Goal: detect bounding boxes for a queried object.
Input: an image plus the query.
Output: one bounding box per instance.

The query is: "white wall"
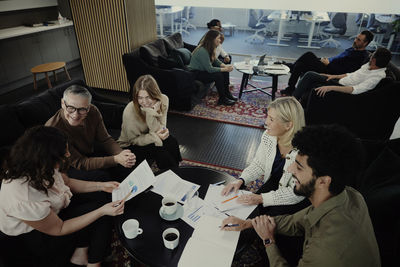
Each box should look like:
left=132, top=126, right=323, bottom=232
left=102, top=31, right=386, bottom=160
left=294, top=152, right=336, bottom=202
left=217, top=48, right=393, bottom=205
left=156, top=0, right=399, bottom=14
left=0, top=0, right=57, bottom=12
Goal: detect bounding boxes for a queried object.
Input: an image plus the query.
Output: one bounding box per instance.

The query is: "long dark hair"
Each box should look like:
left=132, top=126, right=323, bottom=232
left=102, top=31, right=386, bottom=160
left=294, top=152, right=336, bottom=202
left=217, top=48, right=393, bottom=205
left=0, top=126, right=69, bottom=194
left=194, top=29, right=220, bottom=62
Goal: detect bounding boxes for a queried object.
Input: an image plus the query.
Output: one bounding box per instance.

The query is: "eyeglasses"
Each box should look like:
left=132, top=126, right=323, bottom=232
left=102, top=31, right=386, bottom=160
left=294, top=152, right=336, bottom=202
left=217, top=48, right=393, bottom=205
left=63, top=100, right=89, bottom=115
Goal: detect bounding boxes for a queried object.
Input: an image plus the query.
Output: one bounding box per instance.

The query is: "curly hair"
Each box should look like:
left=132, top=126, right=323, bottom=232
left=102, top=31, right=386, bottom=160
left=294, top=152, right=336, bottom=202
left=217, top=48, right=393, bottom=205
left=132, top=75, right=164, bottom=122
left=292, top=125, right=364, bottom=195
left=0, top=126, right=69, bottom=194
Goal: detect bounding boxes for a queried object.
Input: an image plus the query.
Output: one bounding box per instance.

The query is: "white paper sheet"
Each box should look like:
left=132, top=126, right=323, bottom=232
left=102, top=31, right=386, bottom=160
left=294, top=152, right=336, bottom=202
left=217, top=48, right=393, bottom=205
left=204, top=185, right=257, bottom=219
left=178, top=216, right=240, bottom=267
left=181, top=195, right=227, bottom=228
left=111, top=160, right=155, bottom=202
left=151, top=170, right=200, bottom=204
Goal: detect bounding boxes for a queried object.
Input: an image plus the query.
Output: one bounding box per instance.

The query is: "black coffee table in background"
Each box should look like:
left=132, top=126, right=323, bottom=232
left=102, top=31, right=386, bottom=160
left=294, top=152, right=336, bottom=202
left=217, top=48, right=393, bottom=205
left=115, top=166, right=236, bottom=267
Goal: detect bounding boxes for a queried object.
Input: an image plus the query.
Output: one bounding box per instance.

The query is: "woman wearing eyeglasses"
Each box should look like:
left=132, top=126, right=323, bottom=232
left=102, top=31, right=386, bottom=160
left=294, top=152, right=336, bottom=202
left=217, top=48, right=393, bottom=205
left=118, top=75, right=182, bottom=170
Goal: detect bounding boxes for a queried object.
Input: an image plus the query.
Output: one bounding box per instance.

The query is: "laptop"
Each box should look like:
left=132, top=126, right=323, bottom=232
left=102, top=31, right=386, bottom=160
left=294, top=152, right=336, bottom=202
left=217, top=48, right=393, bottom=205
left=257, top=54, right=267, bottom=66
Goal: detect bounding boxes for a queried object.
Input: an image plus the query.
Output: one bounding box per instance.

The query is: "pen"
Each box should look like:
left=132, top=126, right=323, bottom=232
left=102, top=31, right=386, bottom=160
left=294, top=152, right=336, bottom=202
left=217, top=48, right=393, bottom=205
left=220, top=223, right=239, bottom=228
left=114, top=186, right=134, bottom=207
left=221, top=195, right=238, bottom=204
left=212, top=180, right=225, bottom=186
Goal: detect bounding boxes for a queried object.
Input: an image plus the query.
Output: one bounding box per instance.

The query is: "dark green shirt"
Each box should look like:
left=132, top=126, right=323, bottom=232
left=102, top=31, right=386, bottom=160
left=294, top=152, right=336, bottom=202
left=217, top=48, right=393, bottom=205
left=267, top=187, right=380, bottom=267
left=188, top=47, right=222, bottom=73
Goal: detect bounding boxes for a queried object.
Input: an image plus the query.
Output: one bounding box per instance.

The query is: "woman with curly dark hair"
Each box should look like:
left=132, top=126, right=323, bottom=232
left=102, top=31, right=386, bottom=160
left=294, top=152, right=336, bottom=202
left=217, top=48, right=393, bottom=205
left=0, top=126, right=124, bottom=267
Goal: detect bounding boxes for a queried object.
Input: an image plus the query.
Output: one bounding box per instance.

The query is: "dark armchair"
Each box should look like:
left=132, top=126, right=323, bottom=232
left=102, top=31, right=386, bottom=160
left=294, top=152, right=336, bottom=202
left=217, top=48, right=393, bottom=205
left=122, top=33, right=199, bottom=111
left=305, top=66, right=400, bottom=140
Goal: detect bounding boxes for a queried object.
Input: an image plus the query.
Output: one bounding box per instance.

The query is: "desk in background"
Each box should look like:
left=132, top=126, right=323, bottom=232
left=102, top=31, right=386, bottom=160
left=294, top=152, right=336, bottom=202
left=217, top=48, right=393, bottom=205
left=156, top=6, right=184, bottom=37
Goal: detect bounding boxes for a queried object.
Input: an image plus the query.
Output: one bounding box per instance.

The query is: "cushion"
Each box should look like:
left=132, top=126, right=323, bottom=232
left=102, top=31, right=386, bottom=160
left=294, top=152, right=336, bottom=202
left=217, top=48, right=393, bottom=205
left=139, top=39, right=168, bottom=67
left=359, top=147, right=400, bottom=194
left=170, top=48, right=192, bottom=66
left=0, top=105, right=25, bottom=147
left=163, top=32, right=184, bottom=53
left=15, top=97, right=56, bottom=129
left=386, top=61, right=400, bottom=81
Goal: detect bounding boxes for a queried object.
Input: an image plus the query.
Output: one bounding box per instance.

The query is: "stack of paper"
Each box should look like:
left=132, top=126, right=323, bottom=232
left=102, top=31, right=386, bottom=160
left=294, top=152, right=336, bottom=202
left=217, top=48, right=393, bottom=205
left=151, top=170, right=200, bottom=205
left=178, top=216, right=240, bottom=267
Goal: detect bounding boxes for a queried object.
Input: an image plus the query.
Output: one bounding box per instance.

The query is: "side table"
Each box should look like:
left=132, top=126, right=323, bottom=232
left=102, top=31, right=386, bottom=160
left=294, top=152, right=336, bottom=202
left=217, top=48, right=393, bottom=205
left=31, top=61, right=71, bottom=90
left=234, top=61, right=290, bottom=100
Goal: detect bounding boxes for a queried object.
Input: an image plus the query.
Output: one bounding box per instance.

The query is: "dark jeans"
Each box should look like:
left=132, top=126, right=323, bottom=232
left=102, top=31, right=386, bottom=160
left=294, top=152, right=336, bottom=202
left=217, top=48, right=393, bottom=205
left=0, top=192, right=111, bottom=267
left=288, top=52, right=329, bottom=90
left=193, top=71, right=231, bottom=99
left=124, top=135, right=182, bottom=174
left=293, top=71, right=340, bottom=101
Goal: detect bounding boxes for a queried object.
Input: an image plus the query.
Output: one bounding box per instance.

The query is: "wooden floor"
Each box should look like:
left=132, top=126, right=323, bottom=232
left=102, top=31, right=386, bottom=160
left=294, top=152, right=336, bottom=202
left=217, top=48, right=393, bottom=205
left=0, top=64, right=263, bottom=171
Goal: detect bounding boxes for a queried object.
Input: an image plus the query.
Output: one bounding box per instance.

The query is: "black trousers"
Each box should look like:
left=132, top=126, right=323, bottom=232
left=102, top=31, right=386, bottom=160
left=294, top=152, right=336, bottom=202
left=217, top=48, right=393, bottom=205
left=1, top=192, right=111, bottom=267
left=288, top=51, right=329, bottom=90
left=193, top=71, right=231, bottom=99
left=127, top=135, right=182, bottom=172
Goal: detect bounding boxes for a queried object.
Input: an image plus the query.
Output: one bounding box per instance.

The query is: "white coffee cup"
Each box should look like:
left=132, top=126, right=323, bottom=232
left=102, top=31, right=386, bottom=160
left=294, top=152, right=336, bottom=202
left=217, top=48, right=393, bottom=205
left=122, top=219, right=143, bottom=239
left=162, top=228, right=180, bottom=249
left=161, top=196, right=178, bottom=216
left=244, top=57, right=251, bottom=65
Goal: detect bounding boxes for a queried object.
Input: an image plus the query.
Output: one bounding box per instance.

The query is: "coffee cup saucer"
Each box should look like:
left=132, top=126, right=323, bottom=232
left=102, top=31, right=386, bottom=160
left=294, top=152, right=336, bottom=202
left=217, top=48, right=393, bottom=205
left=159, top=204, right=184, bottom=221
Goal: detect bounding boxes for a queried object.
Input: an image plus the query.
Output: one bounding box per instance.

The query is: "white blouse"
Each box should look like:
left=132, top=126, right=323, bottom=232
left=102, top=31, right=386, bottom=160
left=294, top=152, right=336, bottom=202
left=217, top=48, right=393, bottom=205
left=240, top=131, right=304, bottom=207
left=0, top=169, right=72, bottom=236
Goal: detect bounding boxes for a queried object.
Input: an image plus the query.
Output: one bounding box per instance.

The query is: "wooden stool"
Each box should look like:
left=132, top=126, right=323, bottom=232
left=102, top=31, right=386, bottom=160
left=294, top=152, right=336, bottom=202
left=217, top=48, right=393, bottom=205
left=31, top=62, right=71, bottom=90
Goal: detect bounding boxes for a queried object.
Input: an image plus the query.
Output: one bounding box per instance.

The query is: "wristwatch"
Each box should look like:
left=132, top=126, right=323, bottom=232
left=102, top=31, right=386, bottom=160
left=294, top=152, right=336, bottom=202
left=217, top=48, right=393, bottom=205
left=263, top=238, right=274, bottom=246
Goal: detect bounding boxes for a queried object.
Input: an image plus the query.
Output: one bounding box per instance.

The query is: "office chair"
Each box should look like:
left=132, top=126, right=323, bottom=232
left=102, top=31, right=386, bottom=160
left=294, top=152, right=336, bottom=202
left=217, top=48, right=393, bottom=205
left=174, top=7, right=190, bottom=35
left=320, top=12, right=347, bottom=48
left=245, top=9, right=272, bottom=43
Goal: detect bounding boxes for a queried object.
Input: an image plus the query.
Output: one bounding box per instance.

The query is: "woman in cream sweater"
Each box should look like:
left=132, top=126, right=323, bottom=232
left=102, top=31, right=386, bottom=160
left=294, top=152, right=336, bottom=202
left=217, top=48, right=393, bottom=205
left=118, top=75, right=181, bottom=170
left=222, top=97, right=310, bottom=215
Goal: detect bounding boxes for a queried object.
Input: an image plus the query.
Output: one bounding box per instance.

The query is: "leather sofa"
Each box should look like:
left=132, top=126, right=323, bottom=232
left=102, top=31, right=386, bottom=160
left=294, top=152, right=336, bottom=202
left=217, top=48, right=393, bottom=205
left=0, top=79, right=125, bottom=167
left=304, top=62, right=400, bottom=140
left=122, top=33, right=201, bottom=111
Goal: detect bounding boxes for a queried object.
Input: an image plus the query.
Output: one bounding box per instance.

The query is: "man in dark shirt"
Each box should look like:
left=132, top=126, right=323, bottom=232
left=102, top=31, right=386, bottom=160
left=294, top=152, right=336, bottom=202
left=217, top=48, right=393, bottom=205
left=280, top=30, right=373, bottom=96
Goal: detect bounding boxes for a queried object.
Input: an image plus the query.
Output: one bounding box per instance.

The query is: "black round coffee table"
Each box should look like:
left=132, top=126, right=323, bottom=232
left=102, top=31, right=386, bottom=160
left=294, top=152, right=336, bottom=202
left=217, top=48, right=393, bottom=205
left=115, top=166, right=236, bottom=267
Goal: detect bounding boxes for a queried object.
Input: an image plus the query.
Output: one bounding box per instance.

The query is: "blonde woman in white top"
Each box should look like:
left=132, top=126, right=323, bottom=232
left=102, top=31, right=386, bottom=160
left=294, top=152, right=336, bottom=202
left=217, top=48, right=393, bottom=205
left=222, top=97, right=309, bottom=215
left=0, top=126, right=124, bottom=267
left=118, top=75, right=182, bottom=170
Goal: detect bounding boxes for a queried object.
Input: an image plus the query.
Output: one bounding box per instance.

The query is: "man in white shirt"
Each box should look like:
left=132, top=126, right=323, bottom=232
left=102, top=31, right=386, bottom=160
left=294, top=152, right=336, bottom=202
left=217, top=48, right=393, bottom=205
left=292, top=47, right=391, bottom=100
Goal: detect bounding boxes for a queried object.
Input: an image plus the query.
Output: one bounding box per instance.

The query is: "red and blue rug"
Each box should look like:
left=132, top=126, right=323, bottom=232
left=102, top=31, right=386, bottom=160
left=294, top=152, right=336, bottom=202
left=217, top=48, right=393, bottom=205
left=169, top=77, right=285, bottom=129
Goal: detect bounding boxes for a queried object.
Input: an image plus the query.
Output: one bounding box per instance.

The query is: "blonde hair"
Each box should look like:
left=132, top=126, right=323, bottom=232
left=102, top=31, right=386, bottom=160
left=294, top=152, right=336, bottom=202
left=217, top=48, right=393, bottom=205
left=132, top=75, right=163, bottom=122
left=268, top=97, right=305, bottom=147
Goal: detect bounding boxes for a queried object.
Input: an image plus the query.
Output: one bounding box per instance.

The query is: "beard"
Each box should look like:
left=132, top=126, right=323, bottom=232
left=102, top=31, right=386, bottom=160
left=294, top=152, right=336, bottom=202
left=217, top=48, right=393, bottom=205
left=294, top=177, right=317, bottom=198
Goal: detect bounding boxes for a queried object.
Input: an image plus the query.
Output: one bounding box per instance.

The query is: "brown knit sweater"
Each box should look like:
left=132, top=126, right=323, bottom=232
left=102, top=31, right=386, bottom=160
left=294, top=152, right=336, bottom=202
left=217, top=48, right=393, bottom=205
left=45, top=105, right=122, bottom=170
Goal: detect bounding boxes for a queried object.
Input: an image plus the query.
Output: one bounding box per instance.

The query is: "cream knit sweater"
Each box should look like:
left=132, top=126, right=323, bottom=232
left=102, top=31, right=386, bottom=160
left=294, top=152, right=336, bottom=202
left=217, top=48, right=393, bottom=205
left=241, top=131, right=305, bottom=207
left=118, top=94, right=168, bottom=147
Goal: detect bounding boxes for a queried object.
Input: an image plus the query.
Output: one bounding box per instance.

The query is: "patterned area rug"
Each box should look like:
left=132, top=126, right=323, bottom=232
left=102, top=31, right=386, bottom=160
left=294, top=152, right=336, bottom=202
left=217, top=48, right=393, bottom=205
left=108, top=159, right=264, bottom=266
left=169, top=77, right=285, bottom=129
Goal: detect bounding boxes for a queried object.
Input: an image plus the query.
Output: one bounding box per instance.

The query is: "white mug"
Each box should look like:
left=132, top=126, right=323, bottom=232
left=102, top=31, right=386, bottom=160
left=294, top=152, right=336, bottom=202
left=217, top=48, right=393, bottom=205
left=162, top=228, right=180, bottom=249
left=161, top=196, right=178, bottom=215
left=122, top=219, right=143, bottom=239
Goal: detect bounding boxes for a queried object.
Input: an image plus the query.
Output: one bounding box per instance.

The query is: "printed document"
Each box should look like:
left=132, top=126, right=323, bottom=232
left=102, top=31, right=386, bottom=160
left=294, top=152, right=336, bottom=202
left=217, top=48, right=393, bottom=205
left=181, top=195, right=227, bottom=228
left=205, top=185, right=257, bottom=219
left=151, top=170, right=200, bottom=204
left=178, top=215, right=240, bottom=267
left=112, top=160, right=155, bottom=202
